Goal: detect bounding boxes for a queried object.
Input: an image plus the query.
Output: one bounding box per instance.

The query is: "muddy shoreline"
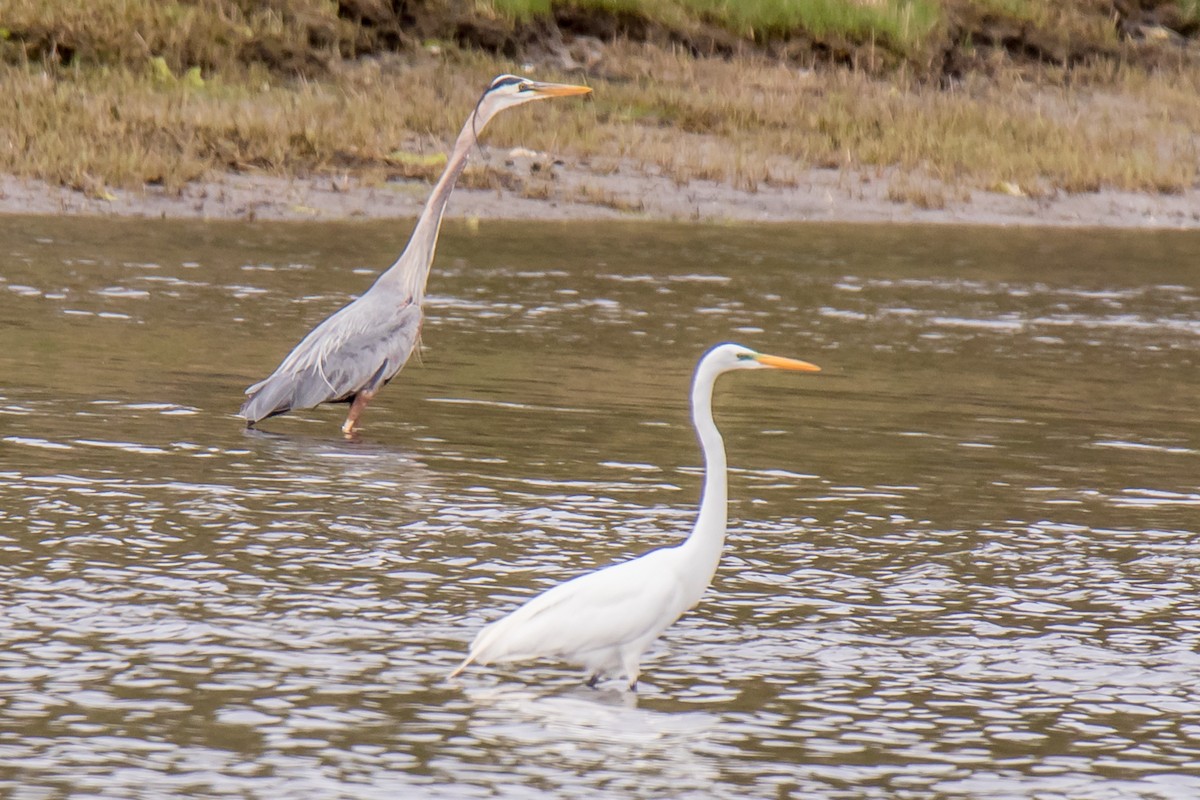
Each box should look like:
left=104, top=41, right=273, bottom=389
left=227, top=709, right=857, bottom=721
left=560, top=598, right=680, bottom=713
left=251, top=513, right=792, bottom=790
left=4, top=162, right=1199, bottom=230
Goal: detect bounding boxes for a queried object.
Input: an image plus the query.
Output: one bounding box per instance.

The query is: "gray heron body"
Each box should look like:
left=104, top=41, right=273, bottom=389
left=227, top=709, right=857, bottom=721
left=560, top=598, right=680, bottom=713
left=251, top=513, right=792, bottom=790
left=239, top=74, right=591, bottom=434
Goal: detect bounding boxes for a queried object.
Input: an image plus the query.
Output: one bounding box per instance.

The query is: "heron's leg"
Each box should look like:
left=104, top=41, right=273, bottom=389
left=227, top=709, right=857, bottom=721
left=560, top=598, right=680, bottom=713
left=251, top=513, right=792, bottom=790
left=342, top=388, right=378, bottom=436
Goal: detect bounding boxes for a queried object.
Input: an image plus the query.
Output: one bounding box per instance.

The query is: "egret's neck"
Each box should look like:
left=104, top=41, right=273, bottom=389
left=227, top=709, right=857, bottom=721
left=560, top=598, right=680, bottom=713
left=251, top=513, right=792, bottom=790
left=375, top=113, right=481, bottom=301
left=679, top=362, right=728, bottom=592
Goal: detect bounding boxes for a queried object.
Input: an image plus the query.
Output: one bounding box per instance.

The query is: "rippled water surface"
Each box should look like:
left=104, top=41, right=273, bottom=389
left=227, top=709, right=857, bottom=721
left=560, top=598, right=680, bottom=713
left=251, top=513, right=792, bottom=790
left=2, top=215, right=1199, bottom=798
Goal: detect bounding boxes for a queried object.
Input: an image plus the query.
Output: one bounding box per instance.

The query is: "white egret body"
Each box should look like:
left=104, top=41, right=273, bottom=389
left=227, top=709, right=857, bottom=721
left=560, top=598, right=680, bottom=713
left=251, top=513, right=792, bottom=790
left=450, top=343, right=820, bottom=690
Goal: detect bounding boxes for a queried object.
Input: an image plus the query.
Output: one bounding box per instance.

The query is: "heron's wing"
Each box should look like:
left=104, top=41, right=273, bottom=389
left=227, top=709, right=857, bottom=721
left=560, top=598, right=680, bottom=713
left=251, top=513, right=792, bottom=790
left=240, top=296, right=422, bottom=423
left=464, top=547, right=686, bottom=667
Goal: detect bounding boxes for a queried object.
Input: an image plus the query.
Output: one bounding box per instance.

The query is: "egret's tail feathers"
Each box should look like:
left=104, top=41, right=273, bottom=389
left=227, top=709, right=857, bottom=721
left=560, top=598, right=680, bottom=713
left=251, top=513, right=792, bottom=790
left=448, top=654, right=475, bottom=679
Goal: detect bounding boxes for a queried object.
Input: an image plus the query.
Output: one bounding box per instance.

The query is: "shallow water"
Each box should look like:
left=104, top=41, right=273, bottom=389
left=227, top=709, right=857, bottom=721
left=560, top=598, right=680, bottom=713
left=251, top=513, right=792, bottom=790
left=1, top=215, right=1198, bottom=798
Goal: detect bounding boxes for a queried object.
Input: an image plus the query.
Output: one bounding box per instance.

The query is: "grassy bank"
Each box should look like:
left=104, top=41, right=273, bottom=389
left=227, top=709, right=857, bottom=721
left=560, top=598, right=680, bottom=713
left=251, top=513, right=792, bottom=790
left=2, top=1, right=1199, bottom=208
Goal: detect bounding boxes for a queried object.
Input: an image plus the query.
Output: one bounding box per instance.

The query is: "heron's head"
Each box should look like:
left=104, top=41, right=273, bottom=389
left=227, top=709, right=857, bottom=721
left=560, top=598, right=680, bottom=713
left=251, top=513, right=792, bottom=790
left=706, top=342, right=822, bottom=376
left=473, top=74, right=592, bottom=129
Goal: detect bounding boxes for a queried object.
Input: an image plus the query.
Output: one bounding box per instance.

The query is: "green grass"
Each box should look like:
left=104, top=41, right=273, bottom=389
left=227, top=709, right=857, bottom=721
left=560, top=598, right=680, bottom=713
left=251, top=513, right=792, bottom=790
left=487, top=0, right=942, bottom=51
left=4, top=0, right=1185, bottom=76
left=968, top=0, right=1047, bottom=19
left=690, top=0, right=937, bottom=43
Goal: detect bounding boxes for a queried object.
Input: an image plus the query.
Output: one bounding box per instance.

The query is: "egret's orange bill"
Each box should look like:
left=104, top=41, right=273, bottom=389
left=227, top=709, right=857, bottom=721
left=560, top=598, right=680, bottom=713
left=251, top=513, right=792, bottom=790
left=755, top=354, right=821, bottom=372
left=532, top=81, right=593, bottom=97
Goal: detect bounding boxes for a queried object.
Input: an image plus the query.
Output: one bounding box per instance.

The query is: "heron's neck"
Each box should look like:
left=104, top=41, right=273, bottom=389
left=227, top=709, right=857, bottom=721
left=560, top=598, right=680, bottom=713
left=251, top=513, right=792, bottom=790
left=679, top=363, right=728, bottom=592
left=375, top=112, right=481, bottom=301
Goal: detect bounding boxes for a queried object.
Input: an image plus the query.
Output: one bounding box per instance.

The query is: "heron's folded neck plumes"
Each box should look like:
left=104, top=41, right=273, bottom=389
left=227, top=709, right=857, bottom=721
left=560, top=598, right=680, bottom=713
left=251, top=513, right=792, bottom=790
left=375, top=112, right=481, bottom=302
left=679, top=359, right=729, bottom=593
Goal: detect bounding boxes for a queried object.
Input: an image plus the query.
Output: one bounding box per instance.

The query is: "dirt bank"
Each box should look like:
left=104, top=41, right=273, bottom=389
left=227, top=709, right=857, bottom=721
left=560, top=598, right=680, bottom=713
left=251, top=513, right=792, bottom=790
left=4, top=158, right=1198, bottom=229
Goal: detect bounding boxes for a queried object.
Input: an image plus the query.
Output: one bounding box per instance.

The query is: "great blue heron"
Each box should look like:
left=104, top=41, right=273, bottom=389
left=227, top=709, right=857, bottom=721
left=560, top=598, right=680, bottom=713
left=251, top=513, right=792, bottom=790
left=449, top=343, right=821, bottom=691
left=239, top=74, right=592, bottom=434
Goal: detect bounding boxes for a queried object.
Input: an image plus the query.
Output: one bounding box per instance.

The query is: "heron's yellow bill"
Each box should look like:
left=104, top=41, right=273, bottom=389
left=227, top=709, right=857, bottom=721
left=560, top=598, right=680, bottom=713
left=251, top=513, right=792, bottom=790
left=530, top=81, right=593, bottom=97
left=755, top=354, right=821, bottom=372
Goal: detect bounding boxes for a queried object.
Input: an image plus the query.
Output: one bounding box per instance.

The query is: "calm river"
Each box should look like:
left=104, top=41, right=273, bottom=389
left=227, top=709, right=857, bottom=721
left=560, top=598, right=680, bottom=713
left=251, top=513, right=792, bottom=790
left=1, top=215, right=1198, bottom=798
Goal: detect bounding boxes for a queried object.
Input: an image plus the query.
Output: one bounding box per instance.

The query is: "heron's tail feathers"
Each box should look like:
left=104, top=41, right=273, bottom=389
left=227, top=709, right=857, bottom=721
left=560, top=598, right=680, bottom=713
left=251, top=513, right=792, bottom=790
left=240, top=365, right=339, bottom=424
left=239, top=378, right=293, bottom=424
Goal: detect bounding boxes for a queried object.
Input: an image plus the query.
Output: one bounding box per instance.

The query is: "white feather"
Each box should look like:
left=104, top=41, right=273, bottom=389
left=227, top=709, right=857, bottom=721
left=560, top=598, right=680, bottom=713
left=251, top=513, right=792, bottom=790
left=450, top=343, right=821, bottom=690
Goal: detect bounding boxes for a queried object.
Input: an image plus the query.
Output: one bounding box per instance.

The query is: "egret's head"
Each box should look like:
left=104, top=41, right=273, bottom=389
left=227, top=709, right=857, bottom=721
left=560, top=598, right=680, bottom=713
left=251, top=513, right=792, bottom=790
left=706, top=342, right=822, bottom=375
left=473, top=74, right=591, bottom=130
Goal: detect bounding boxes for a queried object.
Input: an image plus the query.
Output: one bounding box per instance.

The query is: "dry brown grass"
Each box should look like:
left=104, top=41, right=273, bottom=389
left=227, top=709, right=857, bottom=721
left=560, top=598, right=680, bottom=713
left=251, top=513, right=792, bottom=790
left=575, top=183, right=646, bottom=213
left=588, top=43, right=1200, bottom=195
left=1, top=15, right=1199, bottom=204
left=0, top=53, right=595, bottom=193
left=0, top=0, right=351, bottom=73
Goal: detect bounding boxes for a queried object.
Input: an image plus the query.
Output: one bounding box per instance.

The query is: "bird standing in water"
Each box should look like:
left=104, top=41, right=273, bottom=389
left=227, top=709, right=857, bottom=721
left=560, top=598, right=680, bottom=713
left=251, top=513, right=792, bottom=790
left=449, top=343, right=821, bottom=691
left=239, top=75, right=592, bottom=434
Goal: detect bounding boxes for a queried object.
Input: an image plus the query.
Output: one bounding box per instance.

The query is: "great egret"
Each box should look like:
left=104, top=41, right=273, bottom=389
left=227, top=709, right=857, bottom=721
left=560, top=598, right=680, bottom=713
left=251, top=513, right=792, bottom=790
left=239, top=74, right=592, bottom=434
left=449, top=342, right=821, bottom=691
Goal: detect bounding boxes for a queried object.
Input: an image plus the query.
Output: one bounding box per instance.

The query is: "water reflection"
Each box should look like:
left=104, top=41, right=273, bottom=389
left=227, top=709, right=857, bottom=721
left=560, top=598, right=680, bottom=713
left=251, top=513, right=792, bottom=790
left=0, top=216, right=1198, bottom=797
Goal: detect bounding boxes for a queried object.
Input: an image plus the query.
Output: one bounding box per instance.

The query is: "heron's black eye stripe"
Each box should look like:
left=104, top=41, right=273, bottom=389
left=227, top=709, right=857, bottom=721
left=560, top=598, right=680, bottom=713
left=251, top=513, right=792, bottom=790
left=490, top=76, right=524, bottom=91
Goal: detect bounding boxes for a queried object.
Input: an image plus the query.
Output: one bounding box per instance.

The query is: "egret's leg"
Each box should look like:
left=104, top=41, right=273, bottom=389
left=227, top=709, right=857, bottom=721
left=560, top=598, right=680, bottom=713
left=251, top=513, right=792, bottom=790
left=586, top=673, right=601, bottom=689
left=342, top=388, right=378, bottom=435
left=621, top=656, right=641, bottom=693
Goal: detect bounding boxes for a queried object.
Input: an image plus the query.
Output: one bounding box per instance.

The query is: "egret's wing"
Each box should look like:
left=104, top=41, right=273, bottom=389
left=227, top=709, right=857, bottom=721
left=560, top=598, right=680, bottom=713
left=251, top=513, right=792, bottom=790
left=464, top=547, right=686, bottom=667
left=240, top=296, right=421, bottom=422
